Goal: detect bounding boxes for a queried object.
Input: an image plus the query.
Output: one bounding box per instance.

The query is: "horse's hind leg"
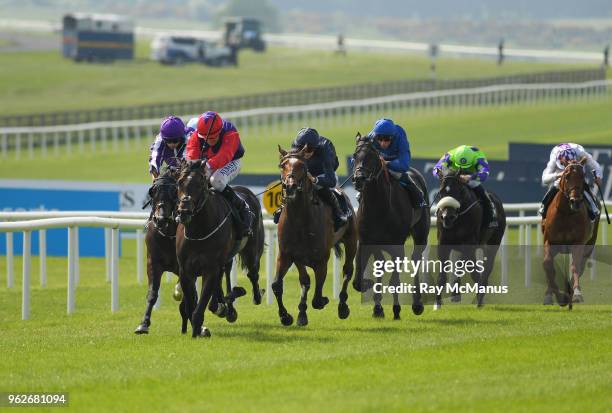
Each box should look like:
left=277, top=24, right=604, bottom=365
left=372, top=248, right=385, bottom=318
left=134, top=262, right=163, bottom=335
left=296, top=264, right=311, bottom=326
left=272, top=254, right=294, bottom=326
left=224, top=265, right=239, bottom=323
left=434, top=245, right=451, bottom=310
left=241, top=250, right=263, bottom=305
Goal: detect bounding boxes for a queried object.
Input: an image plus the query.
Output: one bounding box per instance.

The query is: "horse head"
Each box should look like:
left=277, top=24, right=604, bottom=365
left=176, top=159, right=211, bottom=225
left=148, top=167, right=179, bottom=236
left=278, top=145, right=312, bottom=202
left=351, top=132, right=385, bottom=191
left=437, top=169, right=468, bottom=229
left=560, top=158, right=587, bottom=212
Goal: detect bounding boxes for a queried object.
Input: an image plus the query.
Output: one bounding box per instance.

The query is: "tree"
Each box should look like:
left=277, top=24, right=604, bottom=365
left=216, top=0, right=281, bottom=33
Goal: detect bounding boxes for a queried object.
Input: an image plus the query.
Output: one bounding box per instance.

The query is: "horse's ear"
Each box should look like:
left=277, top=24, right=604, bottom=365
left=278, top=145, right=287, bottom=158
left=579, top=156, right=587, bottom=165
left=355, top=132, right=362, bottom=144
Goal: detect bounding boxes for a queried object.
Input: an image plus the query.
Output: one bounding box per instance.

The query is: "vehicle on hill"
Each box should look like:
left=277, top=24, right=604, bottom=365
left=62, top=13, right=134, bottom=62
left=223, top=17, right=266, bottom=52
left=150, top=34, right=237, bottom=66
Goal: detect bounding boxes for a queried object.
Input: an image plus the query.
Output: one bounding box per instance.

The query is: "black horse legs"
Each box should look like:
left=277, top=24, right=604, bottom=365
left=272, top=255, right=294, bottom=326
left=296, top=264, right=310, bottom=326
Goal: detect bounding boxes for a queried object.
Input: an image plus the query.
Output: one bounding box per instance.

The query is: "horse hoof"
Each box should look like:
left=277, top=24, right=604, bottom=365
left=433, top=301, right=442, bottom=311
left=555, top=292, right=569, bottom=307
left=232, top=286, right=247, bottom=299
left=226, top=307, right=238, bottom=323
left=393, top=305, right=401, bottom=320
left=543, top=294, right=553, bottom=305
left=214, top=303, right=227, bottom=318
left=200, top=327, right=212, bottom=338
left=253, top=289, right=264, bottom=305
left=173, top=284, right=183, bottom=302
left=338, top=303, right=350, bottom=319
left=372, top=305, right=385, bottom=318
left=572, top=293, right=584, bottom=303
left=297, top=313, right=308, bottom=326
left=450, top=294, right=461, bottom=303
left=134, top=324, right=149, bottom=334
left=312, top=296, right=329, bottom=310
left=412, top=304, right=424, bottom=316
left=280, top=313, right=294, bottom=326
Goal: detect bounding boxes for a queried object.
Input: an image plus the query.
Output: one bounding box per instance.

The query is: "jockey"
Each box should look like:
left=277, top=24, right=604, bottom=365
left=185, top=111, right=253, bottom=237
left=539, top=143, right=603, bottom=220
left=274, top=127, right=347, bottom=231
left=366, top=118, right=427, bottom=208
left=148, top=116, right=193, bottom=180
left=433, top=145, right=498, bottom=228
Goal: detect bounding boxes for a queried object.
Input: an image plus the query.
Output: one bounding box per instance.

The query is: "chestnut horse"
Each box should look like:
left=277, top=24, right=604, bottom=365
left=542, top=158, right=599, bottom=307
left=351, top=133, right=430, bottom=319
left=273, top=146, right=358, bottom=327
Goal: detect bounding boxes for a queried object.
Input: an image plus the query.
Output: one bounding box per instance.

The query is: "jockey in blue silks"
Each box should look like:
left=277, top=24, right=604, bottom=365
left=148, top=116, right=194, bottom=181
left=366, top=118, right=427, bottom=208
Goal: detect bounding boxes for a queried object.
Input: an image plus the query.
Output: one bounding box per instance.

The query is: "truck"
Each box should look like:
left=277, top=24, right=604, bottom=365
left=223, top=17, right=266, bottom=52
left=62, top=13, right=134, bottom=62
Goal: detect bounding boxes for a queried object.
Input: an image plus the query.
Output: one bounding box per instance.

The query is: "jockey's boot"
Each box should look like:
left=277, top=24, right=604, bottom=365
left=221, top=186, right=253, bottom=237
left=273, top=204, right=284, bottom=224
left=400, top=173, right=428, bottom=208
left=317, top=187, right=347, bottom=232
left=584, top=187, right=600, bottom=221
left=473, top=185, right=498, bottom=228
left=538, top=186, right=559, bottom=219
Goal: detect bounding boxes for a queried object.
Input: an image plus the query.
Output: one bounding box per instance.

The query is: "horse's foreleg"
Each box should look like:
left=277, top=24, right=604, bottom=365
left=272, top=254, right=294, bottom=326
left=570, top=246, right=587, bottom=303
left=543, top=244, right=566, bottom=306
left=390, top=270, right=401, bottom=320
left=435, top=245, right=451, bottom=310
left=224, top=265, right=238, bottom=323
left=296, top=264, right=311, bottom=326
left=179, top=269, right=198, bottom=335
left=191, top=273, right=217, bottom=338
left=311, top=260, right=330, bottom=311
left=338, top=237, right=356, bottom=320
left=134, top=260, right=163, bottom=334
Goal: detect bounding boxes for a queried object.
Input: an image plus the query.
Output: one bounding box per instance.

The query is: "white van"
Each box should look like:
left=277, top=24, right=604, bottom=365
left=150, top=34, right=236, bottom=66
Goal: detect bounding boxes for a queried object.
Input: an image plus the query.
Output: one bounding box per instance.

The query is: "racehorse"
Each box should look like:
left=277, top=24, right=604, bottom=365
left=542, top=158, right=599, bottom=307
left=175, top=160, right=264, bottom=337
left=273, top=145, right=357, bottom=326
left=134, top=167, right=244, bottom=335
left=351, top=132, right=430, bottom=319
left=434, top=169, right=506, bottom=308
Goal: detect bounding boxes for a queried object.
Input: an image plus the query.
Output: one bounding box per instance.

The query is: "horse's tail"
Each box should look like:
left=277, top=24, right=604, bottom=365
left=333, top=242, right=343, bottom=258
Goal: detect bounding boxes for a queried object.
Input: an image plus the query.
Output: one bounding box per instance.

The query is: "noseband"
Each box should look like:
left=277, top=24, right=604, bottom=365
left=352, top=140, right=387, bottom=184
left=279, top=154, right=311, bottom=195
left=560, top=162, right=585, bottom=202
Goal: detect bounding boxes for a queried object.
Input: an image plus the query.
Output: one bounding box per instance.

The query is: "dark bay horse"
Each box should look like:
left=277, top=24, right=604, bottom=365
left=273, top=146, right=358, bottom=327
left=434, top=169, right=506, bottom=308
left=176, top=160, right=264, bottom=338
left=542, top=158, right=599, bottom=307
left=352, top=133, right=430, bottom=319
left=134, top=168, right=242, bottom=335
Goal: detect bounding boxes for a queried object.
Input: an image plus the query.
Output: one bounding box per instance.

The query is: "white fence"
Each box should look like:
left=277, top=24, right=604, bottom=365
left=2, top=204, right=610, bottom=320
left=1, top=79, right=610, bottom=160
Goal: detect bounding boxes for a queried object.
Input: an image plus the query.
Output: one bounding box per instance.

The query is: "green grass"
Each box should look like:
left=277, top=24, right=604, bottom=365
left=1, top=239, right=611, bottom=412
left=0, top=45, right=591, bottom=115
left=1, top=98, right=611, bottom=180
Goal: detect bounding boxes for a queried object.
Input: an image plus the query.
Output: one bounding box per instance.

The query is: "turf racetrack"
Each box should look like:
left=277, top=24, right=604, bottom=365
left=1, top=238, right=611, bottom=412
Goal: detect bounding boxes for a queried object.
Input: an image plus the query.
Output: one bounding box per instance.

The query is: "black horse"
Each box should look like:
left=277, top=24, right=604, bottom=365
left=134, top=167, right=251, bottom=335
left=434, top=169, right=506, bottom=308
left=352, top=133, right=430, bottom=319
left=176, top=160, right=264, bottom=338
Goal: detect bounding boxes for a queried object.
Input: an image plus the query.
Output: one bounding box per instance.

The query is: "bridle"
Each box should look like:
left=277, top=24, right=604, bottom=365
left=279, top=153, right=311, bottom=197
left=147, top=176, right=179, bottom=238
left=560, top=162, right=585, bottom=203
left=438, top=173, right=480, bottom=217
left=352, top=139, right=388, bottom=185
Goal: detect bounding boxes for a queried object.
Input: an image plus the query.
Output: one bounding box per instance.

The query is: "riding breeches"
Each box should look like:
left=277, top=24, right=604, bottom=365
left=209, top=159, right=241, bottom=192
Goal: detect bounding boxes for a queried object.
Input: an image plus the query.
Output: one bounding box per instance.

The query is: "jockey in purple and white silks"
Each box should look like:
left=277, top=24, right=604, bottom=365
left=539, top=143, right=603, bottom=220
left=148, top=116, right=194, bottom=180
